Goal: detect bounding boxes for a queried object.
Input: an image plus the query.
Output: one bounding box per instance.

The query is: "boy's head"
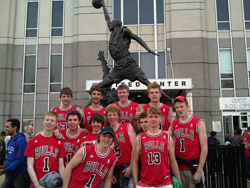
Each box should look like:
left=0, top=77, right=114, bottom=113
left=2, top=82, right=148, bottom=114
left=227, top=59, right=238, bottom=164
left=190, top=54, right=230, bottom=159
left=89, top=113, right=105, bottom=126
left=105, top=104, right=121, bottom=119
left=43, top=111, right=58, bottom=131
left=90, top=86, right=103, bottom=95
left=97, top=126, right=115, bottom=145
left=117, top=84, right=130, bottom=103
left=173, top=96, right=189, bottom=117
left=66, top=110, right=81, bottom=122
left=147, top=83, right=162, bottom=94
left=147, top=107, right=161, bottom=128
left=138, top=111, right=148, bottom=132
left=90, top=87, right=103, bottom=104
left=210, top=131, right=217, bottom=138
left=5, top=119, right=20, bottom=136
left=60, top=87, right=73, bottom=98
left=60, top=87, right=73, bottom=107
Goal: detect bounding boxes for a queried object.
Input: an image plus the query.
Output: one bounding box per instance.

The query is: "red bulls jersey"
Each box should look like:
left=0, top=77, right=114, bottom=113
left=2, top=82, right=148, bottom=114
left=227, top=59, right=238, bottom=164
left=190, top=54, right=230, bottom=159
left=172, top=116, right=202, bottom=171
left=59, top=129, right=86, bottom=166
left=83, top=133, right=99, bottom=142
left=24, top=134, right=66, bottom=186
left=51, top=105, right=80, bottom=130
left=113, top=101, right=141, bottom=124
left=82, top=106, right=106, bottom=132
left=243, top=134, right=250, bottom=157
left=142, top=103, right=172, bottom=131
left=114, top=123, right=132, bottom=166
left=138, top=131, right=171, bottom=187
left=68, top=144, right=117, bottom=188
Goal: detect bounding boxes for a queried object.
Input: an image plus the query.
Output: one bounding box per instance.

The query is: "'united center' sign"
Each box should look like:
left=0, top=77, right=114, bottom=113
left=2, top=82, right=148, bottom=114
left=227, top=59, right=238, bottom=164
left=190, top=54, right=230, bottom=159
left=86, top=79, right=192, bottom=90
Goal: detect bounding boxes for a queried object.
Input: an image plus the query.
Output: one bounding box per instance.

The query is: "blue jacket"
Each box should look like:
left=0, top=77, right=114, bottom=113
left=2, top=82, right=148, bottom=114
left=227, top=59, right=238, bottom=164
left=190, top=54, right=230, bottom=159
left=4, top=132, right=27, bottom=174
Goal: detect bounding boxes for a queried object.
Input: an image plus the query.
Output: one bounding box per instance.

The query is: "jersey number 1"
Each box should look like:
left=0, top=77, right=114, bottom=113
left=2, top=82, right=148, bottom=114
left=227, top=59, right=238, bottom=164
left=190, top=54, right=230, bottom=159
left=180, top=139, right=185, bottom=152
left=43, top=157, right=49, bottom=172
left=85, top=174, right=96, bottom=187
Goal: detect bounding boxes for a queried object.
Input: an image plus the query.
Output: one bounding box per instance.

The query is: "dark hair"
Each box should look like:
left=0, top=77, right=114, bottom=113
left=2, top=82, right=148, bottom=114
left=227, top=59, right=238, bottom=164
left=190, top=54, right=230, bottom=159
left=90, top=86, right=103, bottom=95
left=60, top=87, right=73, bottom=98
left=235, top=128, right=241, bottom=135
left=1, top=131, right=6, bottom=136
left=210, top=131, right=217, bottom=137
left=138, top=111, right=147, bottom=124
left=89, top=113, right=105, bottom=125
left=7, top=119, right=20, bottom=132
left=66, top=110, right=81, bottom=122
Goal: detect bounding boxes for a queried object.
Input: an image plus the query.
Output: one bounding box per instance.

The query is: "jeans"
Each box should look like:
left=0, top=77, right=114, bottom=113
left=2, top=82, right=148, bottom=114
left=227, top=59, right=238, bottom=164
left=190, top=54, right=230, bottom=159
left=2, top=172, right=30, bottom=188
left=246, top=157, right=250, bottom=179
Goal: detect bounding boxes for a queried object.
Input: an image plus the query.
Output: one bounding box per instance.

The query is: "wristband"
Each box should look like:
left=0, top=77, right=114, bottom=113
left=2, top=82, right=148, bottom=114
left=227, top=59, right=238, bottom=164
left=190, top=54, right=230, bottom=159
left=134, top=181, right=139, bottom=185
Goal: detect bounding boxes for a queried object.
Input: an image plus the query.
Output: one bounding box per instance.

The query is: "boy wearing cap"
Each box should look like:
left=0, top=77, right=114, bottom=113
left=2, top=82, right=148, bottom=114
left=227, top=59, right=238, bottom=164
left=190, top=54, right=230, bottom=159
left=142, top=83, right=173, bottom=131
left=51, top=87, right=82, bottom=130
left=170, top=96, right=208, bottom=188
left=82, top=87, right=107, bottom=133
left=132, top=107, right=181, bottom=187
left=63, top=126, right=117, bottom=188
left=105, top=104, right=136, bottom=188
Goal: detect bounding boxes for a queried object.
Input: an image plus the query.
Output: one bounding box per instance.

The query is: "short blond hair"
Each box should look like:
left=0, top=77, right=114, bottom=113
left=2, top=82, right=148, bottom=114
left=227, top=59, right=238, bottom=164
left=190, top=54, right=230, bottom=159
left=117, top=84, right=129, bottom=93
left=147, top=107, right=161, bottom=116
left=147, top=83, right=162, bottom=94
left=105, top=104, right=121, bottom=118
left=43, top=111, right=58, bottom=122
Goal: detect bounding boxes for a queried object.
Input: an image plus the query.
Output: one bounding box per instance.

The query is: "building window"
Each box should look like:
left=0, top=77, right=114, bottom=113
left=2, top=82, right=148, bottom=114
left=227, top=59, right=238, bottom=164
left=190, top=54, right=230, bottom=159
left=216, top=0, right=230, bottom=30
left=114, top=0, right=164, bottom=25
left=52, top=1, right=64, bottom=36
left=50, top=54, right=62, bottom=92
left=131, top=51, right=166, bottom=79
left=24, top=55, right=36, bottom=93
left=243, top=0, right=250, bottom=30
left=247, top=49, right=250, bottom=88
left=219, top=50, right=234, bottom=89
left=26, top=2, right=38, bottom=37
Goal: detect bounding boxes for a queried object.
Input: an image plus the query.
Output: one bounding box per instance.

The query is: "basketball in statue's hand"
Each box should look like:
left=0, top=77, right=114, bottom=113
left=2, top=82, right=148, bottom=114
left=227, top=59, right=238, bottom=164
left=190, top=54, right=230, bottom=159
left=92, top=0, right=103, bottom=9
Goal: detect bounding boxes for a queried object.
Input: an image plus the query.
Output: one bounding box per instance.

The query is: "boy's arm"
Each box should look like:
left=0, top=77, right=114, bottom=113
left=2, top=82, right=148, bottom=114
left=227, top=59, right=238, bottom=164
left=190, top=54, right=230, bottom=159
left=169, top=136, right=181, bottom=185
left=58, top=158, right=64, bottom=177
left=63, top=147, right=84, bottom=188
left=132, top=137, right=140, bottom=185
left=27, top=157, right=44, bottom=188
left=103, top=162, right=116, bottom=188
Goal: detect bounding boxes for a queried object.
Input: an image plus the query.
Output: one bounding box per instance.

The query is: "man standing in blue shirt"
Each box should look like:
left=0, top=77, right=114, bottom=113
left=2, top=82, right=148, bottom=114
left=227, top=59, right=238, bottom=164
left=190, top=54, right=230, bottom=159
left=0, top=119, right=30, bottom=188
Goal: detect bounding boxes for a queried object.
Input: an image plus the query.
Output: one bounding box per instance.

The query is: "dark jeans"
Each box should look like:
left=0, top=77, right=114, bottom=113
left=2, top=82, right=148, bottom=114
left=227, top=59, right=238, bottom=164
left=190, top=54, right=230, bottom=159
left=246, top=157, right=250, bottom=179
left=2, top=172, right=30, bottom=188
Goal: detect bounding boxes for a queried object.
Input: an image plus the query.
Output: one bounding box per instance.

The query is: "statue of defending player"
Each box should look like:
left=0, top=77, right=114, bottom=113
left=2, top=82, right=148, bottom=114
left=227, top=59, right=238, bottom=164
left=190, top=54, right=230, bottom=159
left=95, top=0, right=172, bottom=102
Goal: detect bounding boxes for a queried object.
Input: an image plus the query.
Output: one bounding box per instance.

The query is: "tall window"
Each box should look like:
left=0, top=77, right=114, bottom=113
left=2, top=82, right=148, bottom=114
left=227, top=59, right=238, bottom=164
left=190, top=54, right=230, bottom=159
left=52, top=1, right=64, bottom=36
left=243, top=0, right=250, bottom=30
left=26, top=2, right=38, bottom=37
left=114, top=0, right=164, bottom=25
left=216, top=0, right=230, bottom=30
left=114, top=0, right=166, bottom=79
left=50, top=54, right=62, bottom=92
left=247, top=49, right=250, bottom=88
left=219, top=50, right=234, bottom=89
left=24, top=55, right=36, bottom=93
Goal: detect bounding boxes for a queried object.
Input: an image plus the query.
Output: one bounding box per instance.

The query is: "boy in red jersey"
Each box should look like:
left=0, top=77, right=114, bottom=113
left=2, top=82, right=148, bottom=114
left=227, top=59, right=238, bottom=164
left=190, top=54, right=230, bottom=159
left=170, top=96, right=208, bottom=188
left=59, top=110, right=86, bottom=166
left=24, top=112, right=66, bottom=188
left=142, top=83, right=173, bottom=131
left=51, top=87, right=82, bottom=130
left=82, top=87, right=107, bottom=132
left=82, top=113, right=105, bottom=145
left=138, top=111, right=149, bottom=133
left=63, top=126, right=117, bottom=188
left=105, top=104, right=136, bottom=188
left=242, top=127, right=250, bottom=181
left=132, top=107, right=181, bottom=188
left=113, top=84, right=142, bottom=133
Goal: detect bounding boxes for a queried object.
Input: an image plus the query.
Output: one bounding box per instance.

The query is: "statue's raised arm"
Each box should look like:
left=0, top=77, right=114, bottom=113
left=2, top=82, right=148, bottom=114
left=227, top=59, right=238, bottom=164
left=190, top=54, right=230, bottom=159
left=100, top=0, right=112, bottom=31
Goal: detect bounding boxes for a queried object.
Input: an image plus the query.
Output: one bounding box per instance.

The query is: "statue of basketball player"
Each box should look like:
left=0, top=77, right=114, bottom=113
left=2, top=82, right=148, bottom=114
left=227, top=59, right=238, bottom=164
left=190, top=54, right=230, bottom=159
left=95, top=0, right=172, bottom=102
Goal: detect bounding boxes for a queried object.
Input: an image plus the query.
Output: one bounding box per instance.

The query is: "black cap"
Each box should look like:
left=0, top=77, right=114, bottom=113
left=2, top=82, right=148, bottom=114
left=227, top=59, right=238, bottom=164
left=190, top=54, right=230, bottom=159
left=99, top=126, right=115, bottom=137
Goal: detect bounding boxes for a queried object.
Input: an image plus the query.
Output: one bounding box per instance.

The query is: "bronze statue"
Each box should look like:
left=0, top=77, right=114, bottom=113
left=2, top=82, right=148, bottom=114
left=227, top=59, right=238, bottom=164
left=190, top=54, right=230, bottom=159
left=94, top=0, right=172, bottom=102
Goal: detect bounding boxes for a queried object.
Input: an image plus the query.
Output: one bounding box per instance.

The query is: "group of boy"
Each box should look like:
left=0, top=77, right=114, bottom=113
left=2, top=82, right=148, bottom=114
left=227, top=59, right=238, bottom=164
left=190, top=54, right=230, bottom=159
left=2, top=83, right=208, bottom=188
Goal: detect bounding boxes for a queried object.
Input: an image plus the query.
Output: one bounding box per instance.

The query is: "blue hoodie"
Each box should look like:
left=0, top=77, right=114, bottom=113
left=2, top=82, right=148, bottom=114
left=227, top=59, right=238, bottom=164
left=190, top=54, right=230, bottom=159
left=4, top=132, right=27, bottom=174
